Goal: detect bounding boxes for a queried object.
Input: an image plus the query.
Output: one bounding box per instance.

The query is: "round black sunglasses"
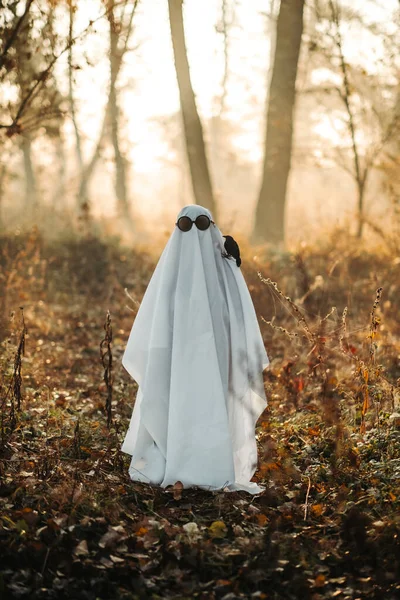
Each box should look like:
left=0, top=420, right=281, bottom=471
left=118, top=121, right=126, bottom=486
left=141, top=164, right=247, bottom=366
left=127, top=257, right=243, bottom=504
left=176, top=215, right=215, bottom=232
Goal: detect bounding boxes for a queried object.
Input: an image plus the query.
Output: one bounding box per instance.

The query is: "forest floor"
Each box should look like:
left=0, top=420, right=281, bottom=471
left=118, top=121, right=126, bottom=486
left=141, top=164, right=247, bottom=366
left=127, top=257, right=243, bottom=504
left=0, top=226, right=399, bottom=600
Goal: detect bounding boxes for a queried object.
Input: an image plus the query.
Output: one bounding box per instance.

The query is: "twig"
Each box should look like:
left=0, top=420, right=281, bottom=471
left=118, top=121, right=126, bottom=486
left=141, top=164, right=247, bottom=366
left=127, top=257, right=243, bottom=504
left=261, top=316, right=299, bottom=340
left=13, top=307, right=26, bottom=411
left=41, top=546, right=51, bottom=576
left=368, top=287, right=383, bottom=365
left=73, top=418, right=81, bottom=459
left=258, top=273, right=315, bottom=342
left=100, top=311, right=113, bottom=428
left=304, top=476, right=311, bottom=520
left=124, top=287, right=140, bottom=310
left=67, top=465, right=80, bottom=526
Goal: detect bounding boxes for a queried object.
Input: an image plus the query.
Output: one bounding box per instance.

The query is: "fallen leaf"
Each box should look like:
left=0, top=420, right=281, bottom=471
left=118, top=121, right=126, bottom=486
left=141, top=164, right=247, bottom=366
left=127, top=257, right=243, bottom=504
left=99, top=526, right=124, bottom=548
left=216, top=579, right=232, bottom=587
left=110, top=554, right=125, bottom=563
left=372, top=520, right=385, bottom=529
left=314, top=573, right=326, bottom=587
left=255, top=513, right=269, bottom=526
left=308, top=427, right=320, bottom=437
left=74, top=540, right=89, bottom=556
left=311, top=504, right=324, bottom=516
left=232, top=524, right=245, bottom=537
left=183, top=522, right=200, bottom=538
left=208, top=520, right=227, bottom=539
left=100, top=556, right=113, bottom=568
left=172, top=480, right=184, bottom=500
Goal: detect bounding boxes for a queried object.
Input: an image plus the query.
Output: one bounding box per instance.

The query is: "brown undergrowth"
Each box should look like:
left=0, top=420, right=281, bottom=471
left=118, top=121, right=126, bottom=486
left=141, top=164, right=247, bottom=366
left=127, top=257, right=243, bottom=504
left=0, top=226, right=399, bottom=600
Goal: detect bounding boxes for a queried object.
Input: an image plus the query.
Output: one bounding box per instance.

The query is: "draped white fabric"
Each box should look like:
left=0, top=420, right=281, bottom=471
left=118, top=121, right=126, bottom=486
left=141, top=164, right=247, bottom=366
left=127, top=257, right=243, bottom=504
left=121, top=204, right=269, bottom=494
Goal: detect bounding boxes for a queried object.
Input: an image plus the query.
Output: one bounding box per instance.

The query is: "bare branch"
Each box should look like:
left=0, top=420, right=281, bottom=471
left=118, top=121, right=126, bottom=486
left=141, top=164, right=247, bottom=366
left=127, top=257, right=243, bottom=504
left=121, top=0, right=140, bottom=56
left=0, top=0, right=35, bottom=70
left=0, top=0, right=132, bottom=132
left=329, top=0, right=363, bottom=188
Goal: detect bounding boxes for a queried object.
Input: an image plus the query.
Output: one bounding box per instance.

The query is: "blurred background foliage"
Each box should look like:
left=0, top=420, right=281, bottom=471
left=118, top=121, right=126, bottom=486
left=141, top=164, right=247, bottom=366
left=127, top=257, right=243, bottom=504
left=1, top=0, right=400, bottom=246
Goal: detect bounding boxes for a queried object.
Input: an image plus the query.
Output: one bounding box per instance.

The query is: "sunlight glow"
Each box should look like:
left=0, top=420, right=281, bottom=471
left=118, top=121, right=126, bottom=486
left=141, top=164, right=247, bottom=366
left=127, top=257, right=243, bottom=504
left=4, top=0, right=398, bottom=234
left=64, top=0, right=397, bottom=183
left=66, top=0, right=270, bottom=179
left=313, top=115, right=346, bottom=146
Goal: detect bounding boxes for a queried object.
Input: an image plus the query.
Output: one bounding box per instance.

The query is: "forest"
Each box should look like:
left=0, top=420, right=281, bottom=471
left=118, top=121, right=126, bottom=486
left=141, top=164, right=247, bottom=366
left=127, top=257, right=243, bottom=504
left=0, top=0, right=399, bottom=599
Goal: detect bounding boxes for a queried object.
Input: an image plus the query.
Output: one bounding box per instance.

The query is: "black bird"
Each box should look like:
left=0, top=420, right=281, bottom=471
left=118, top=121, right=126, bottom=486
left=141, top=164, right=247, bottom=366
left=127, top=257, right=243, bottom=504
left=223, top=235, right=241, bottom=267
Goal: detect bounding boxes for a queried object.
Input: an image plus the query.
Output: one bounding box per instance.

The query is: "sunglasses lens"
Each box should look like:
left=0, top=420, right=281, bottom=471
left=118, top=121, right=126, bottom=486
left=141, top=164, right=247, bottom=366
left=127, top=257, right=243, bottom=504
left=195, top=215, right=210, bottom=230
left=177, top=216, right=193, bottom=231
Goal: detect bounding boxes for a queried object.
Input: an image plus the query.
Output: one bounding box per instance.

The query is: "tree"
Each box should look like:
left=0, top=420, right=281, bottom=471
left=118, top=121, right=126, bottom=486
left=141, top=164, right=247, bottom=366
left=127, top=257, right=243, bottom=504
left=71, top=0, right=138, bottom=224
left=327, top=0, right=368, bottom=238
left=0, top=1, right=64, bottom=136
left=168, top=0, right=217, bottom=217
left=0, top=1, right=84, bottom=224
left=107, top=0, right=136, bottom=223
left=307, top=0, right=400, bottom=238
left=68, top=1, right=84, bottom=175
left=252, top=0, right=305, bottom=246
left=4, top=1, right=65, bottom=216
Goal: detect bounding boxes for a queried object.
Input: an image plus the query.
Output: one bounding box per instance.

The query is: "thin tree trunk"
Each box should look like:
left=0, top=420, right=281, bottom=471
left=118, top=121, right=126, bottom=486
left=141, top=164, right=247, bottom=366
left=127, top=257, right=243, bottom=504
left=252, top=0, right=305, bottom=245
left=68, top=1, right=91, bottom=220
left=14, top=11, right=38, bottom=219
left=76, top=68, right=119, bottom=214
left=75, top=75, right=115, bottom=215
left=21, top=132, right=37, bottom=214
left=356, top=180, right=366, bottom=238
left=51, top=134, right=67, bottom=208
left=68, top=2, right=84, bottom=172
left=108, top=4, right=130, bottom=221
left=265, top=0, right=279, bottom=110
left=328, top=0, right=364, bottom=238
left=0, top=165, right=6, bottom=230
left=219, top=0, right=230, bottom=117
left=168, top=0, right=217, bottom=217
left=76, top=115, right=107, bottom=213
left=75, top=0, right=137, bottom=222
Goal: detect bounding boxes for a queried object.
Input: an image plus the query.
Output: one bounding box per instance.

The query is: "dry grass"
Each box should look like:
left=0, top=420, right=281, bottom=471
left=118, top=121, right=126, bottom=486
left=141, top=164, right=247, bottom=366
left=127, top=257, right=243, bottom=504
left=0, top=224, right=399, bottom=599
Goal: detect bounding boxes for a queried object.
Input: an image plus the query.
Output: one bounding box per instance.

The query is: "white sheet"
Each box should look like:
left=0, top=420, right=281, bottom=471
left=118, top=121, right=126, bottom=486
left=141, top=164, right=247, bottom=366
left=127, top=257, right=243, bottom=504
left=121, top=204, right=269, bottom=494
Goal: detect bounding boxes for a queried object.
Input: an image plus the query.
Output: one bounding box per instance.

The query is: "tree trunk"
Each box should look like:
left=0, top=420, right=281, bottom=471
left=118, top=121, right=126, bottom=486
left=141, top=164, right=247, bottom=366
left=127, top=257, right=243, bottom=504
left=51, top=134, right=67, bottom=208
left=74, top=0, right=137, bottom=224
left=0, top=165, right=6, bottom=230
left=168, top=0, right=217, bottom=218
left=68, top=1, right=84, bottom=172
left=252, top=0, right=305, bottom=245
left=14, top=10, right=38, bottom=220
left=109, top=5, right=130, bottom=222
left=76, top=102, right=110, bottom=215
left=68, top=1, right=92, bottom=221
left=21, top=132, right=37, bottom=215
left=356, top=179, right=366, bottom=238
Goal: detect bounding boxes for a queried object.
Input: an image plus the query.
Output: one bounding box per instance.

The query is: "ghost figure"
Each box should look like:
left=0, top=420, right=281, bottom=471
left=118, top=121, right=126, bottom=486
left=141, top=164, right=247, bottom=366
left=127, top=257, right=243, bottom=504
left=121, top=204, right=269, bottom=494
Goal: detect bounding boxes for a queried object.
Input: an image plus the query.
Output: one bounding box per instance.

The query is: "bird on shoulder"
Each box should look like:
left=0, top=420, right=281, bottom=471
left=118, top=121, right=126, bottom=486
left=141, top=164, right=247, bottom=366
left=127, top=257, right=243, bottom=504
left=222, top=235, right=241, bottom=267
